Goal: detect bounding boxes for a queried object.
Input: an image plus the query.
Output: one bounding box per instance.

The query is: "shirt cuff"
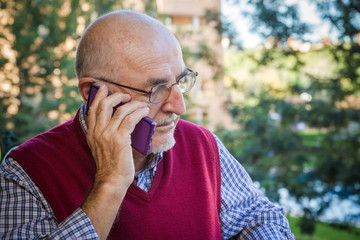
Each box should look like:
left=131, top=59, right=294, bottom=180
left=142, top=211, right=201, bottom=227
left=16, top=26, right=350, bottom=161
left=49, top=208, right=99, bottom=239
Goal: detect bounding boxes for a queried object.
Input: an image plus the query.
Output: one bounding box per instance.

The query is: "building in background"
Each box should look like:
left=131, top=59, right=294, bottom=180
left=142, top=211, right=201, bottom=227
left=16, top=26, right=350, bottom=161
left=156, top=0, right=233, bottom=131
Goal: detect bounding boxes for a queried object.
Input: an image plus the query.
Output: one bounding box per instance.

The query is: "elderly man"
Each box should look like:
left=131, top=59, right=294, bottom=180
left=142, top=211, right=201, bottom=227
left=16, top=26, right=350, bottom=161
left=0, top=10, right=294, bottom=239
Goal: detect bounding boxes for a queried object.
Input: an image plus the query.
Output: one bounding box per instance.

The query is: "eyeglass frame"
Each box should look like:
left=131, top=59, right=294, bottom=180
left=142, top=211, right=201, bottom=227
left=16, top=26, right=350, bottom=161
left=84, top=68, right=198, bottom=103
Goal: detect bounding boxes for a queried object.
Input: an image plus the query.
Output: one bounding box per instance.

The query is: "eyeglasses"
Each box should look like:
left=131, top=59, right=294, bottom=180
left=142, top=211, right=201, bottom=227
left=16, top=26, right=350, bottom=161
left=88, top=68, right=198, bottom=103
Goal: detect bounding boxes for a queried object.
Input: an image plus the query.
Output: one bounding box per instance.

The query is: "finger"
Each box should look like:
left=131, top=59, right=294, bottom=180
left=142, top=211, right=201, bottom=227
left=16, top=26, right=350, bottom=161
left=117, top=105, right=150, bottom=137
left=89, top=87, right=131, bottom=133
left=107, top=101, right=149, bottom=134
left=88, top=85, right=109, bottom=132
left=93, top=92, right=131, bottom=131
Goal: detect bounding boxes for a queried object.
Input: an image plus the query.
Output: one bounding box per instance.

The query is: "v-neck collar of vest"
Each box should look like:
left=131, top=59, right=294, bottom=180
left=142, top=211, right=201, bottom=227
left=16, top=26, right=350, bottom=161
left=127, top=151, right=167, bottom=201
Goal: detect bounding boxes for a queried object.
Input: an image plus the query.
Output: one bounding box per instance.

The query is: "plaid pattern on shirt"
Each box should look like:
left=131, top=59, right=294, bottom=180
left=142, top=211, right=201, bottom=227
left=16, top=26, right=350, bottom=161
left=0, top=105, right=294, bottom=239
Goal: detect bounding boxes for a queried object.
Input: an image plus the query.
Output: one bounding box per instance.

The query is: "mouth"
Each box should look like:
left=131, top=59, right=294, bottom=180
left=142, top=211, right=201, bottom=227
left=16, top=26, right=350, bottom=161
left=156, top=121, right=175, bottom=128
left=156, top=114, right=178, bottom=130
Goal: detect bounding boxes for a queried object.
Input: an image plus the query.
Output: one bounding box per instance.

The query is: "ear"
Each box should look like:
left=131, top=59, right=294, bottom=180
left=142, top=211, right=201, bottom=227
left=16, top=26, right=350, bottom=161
left=78, top=77, right=95, bottom=104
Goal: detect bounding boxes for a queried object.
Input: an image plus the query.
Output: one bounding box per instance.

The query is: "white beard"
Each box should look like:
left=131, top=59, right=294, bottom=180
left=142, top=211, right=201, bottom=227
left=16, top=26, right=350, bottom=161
left=150, top=113, right=178, bottom=153
left=150, top=135, right=176, bottom=153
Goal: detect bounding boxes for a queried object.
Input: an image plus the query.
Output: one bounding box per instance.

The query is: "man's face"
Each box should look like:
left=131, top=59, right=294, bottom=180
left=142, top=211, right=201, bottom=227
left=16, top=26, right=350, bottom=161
left=111, top=37, right=187, bottom=154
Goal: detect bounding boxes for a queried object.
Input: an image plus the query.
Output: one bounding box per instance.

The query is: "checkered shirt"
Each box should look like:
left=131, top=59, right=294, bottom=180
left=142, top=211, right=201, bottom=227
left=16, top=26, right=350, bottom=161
left=0, top=105, right=294, bottom=239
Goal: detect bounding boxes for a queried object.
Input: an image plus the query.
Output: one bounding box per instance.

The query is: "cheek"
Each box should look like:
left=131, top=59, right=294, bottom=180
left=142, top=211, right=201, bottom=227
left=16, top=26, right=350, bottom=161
left=148, top=104, right=162, bottom=120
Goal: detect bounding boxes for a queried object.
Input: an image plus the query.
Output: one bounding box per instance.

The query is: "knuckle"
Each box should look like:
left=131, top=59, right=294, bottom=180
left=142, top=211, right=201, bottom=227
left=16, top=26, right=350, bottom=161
left=113, top=106, right=124, bottom=117
left=98, top=100, right=108, bottom=110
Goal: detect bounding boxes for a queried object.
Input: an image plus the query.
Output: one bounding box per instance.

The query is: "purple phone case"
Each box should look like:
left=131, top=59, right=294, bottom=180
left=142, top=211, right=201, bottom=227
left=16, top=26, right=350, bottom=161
left=86, top=85, right=156, bottom=155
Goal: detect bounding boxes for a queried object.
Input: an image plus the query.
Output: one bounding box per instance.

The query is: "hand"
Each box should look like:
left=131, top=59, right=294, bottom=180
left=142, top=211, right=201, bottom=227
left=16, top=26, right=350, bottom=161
left=82, top=85, right=149, bottom=239
left=86, top=85, right=150, bottom=187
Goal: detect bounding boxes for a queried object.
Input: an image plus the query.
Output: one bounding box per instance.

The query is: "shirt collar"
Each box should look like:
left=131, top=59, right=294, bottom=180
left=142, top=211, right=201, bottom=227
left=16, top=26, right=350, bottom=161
left=79, top=103, right=88, bottom=135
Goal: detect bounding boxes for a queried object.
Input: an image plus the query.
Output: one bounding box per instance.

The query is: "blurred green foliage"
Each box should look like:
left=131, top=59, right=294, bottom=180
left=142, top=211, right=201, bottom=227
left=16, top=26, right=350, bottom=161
left=218, top=0, right=360, bottom=234
left=0, top=0, right=211, bottom=148
left=288, top=215, right=360, bottom=240
left=0, top=0, right=128, bottom=142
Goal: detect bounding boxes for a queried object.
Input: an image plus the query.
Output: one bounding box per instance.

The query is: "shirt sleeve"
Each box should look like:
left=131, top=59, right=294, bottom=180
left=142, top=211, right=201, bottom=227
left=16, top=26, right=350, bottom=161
left=0, top=157, right=99, bottom=239
left=214, top=134, right=295, bottom=240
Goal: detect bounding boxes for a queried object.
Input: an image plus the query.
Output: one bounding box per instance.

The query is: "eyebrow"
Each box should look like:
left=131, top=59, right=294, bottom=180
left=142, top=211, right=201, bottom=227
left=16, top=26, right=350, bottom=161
left=146, top=67, right=189, bottom=87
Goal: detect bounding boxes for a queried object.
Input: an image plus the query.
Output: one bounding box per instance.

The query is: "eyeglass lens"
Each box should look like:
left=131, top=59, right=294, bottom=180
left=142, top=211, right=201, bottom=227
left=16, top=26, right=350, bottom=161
left=149, top=71, right=196, bottom=103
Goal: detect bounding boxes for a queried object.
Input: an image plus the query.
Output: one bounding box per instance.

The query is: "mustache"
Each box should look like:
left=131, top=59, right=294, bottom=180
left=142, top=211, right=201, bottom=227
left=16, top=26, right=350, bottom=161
left=156, top=114, right=178, bottom=125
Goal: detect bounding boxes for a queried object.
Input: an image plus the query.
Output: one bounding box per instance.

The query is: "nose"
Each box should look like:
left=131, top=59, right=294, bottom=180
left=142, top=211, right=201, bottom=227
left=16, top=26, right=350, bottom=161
left=161, top=85, right=186, bottom=116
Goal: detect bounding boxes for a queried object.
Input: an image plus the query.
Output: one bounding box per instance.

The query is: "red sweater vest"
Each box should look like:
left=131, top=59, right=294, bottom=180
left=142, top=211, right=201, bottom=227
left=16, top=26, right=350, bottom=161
left=9, top=109, right=222, bottom=239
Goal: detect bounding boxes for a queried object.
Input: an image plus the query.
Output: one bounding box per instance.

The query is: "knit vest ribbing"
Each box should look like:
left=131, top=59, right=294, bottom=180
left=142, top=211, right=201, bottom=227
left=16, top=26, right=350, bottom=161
left=9, top=109, right=222, bottom=239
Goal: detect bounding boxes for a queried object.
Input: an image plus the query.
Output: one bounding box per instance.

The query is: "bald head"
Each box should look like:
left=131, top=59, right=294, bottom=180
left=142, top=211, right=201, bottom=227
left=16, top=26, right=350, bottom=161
left=75, top=10, right=181, bottom=81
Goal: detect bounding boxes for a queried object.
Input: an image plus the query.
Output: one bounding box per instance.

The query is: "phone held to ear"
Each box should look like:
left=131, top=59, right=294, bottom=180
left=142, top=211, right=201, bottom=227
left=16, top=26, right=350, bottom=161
left=85, top=85, right=156, bottom=156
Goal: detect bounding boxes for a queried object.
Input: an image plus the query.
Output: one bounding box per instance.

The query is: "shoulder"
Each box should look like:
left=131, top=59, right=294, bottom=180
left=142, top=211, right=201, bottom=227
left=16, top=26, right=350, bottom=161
left=8, top=119, right=75, bottom=160
left=175, top=119, right=219, bottom=154
left=0, top=157, right=47, bottom=201
left=176, top=119, right=213, bottom=137
left=0, top=157, right=27, bottom=185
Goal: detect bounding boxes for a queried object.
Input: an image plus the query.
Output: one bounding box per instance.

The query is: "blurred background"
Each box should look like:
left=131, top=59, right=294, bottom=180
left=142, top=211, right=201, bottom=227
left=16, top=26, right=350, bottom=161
left=0, top=0, right=359, bottom=239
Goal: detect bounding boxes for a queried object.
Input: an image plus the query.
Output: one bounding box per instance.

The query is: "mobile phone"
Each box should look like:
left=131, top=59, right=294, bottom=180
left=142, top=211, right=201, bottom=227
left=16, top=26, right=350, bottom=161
left=85, top=85, right=156, bottom=156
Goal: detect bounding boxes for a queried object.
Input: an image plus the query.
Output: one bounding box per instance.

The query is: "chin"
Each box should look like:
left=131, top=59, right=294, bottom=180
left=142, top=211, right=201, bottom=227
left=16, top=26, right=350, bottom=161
left=150, top=137, right=176, bottom=154
left=150, top=129, right=176, bottom=154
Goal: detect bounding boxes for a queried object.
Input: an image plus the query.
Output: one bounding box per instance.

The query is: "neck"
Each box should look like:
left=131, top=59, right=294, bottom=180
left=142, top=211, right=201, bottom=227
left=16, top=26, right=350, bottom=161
left=133, top=150, right=151, bottom=172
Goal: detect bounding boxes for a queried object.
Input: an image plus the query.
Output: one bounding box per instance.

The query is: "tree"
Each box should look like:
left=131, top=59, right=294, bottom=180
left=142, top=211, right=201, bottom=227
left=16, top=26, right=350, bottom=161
left=219, top=0, right=360, bottom=233
left=0, top=0, right=134, bottom=144
left=0, top=0, right=218, bottom=155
